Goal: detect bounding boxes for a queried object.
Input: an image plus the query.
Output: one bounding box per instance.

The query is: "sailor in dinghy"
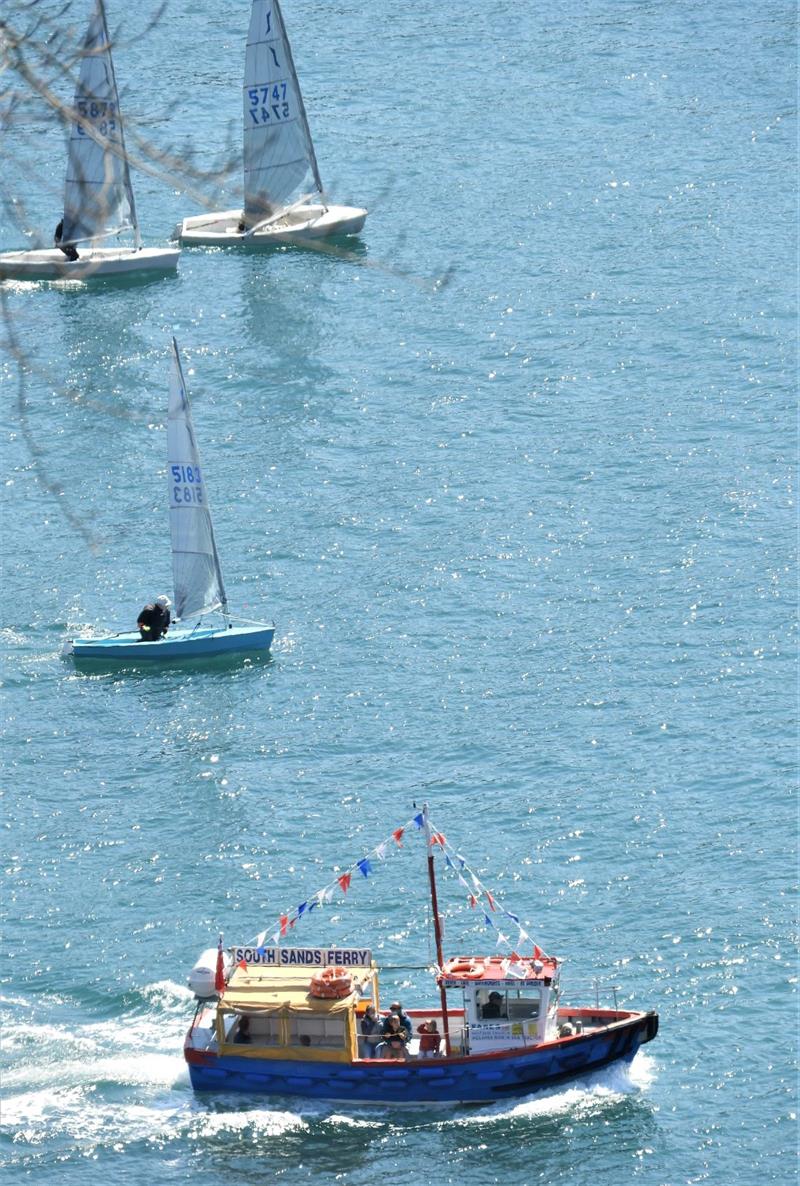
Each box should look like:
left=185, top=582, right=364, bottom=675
left=178, top=0, right=367, bottom=247
left=64, top=341, right=275, bottom=663
left=0, top=0, right=179, bottom=282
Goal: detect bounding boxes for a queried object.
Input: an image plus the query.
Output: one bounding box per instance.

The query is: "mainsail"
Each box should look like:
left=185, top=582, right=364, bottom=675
left=242, top=0, right=324, bottom=225
left=61, top=0, right=138, bottom=246
left=167, top=340, right=227, bottom=621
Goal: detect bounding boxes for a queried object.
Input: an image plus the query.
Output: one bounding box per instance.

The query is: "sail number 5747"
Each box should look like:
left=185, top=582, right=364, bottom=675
left=248, top=83, right=290, bottom=123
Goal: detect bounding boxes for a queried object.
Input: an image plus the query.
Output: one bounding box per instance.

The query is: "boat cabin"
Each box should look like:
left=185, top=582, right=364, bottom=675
left=440, top=954, right=561, bottom=1053
left=191, top=947, right=379, bottom=1065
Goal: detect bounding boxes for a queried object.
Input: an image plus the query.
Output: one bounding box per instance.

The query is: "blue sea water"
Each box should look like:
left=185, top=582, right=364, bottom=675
left=0, top=0, right=797, bottom=1183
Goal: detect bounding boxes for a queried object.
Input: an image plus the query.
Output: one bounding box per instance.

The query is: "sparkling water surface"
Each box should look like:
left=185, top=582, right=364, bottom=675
left=1, top=1, right=796, bottom=1183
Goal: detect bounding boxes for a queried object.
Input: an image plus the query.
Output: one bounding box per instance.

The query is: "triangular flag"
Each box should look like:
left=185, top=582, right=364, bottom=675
left=533, top=944, right=543, bottom=959
left=357, top=858, right=372, bottom=878
left=237, top=958, right=247, bottom=970
left=270, top=931, right=280, bottom=944
left=510, top=950, right=521, bottom=963
left=469, top=894, right=477, bottom=908
left=430, top=832, right=446, bottom=848
left=445, top=853, right=454, bottom=869
left=376, top=842, right=387, bottom=861
left=457, top=854, right=466, bottom=868
left=256, top=945, right=266, bottom=957
left=413, top=812, right=424, bottom=829
left=392, top=828, right=404, bottom=846
left=505, top=911, right=519, bottom=924
left=483, top=913, right=494, bottom=928
left=496, top=932, right=509, bottom=946
left=214, top=935, right=226, bottom=993
left=338, top=872, right=352, bottom=893
left=486, top=891, right=496, bottom=912
left=297, top=901, right=308, bottom=917
left=279, top=915, right=289, bottom=936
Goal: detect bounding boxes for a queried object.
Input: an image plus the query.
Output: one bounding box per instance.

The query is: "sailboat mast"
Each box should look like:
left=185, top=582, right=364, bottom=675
left=423, top=803, right=451, bottom=1056
left=98, top=0, right=140, bottom=248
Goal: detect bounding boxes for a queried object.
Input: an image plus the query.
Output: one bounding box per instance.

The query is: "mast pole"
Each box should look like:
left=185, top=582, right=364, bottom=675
left=423, top=802, right=451, bottom=1056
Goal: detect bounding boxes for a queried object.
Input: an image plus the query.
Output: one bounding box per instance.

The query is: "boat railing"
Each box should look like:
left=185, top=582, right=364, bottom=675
left=562, top=980, right=624, bottom=1011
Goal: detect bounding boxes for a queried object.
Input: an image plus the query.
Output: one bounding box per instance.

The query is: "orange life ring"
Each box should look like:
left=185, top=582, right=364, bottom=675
left=310, top=967, right=353, bottom=999
left=448, top=959, right=484, bottom=979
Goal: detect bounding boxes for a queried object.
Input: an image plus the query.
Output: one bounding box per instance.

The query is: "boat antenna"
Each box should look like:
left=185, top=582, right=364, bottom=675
left=422, top=802, right=452, bottom=1056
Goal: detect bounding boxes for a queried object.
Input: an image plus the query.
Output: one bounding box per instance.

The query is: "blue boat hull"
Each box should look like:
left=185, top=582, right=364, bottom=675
left=67, top=624, right=274, bottom=662
left=186, top=1012, right=658, bottom=1105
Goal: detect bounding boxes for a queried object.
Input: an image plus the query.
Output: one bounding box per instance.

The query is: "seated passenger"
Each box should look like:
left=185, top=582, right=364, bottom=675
left=359, top=1004, right=381, bottom=1057
left=234, top=1016, right=251, bottom=1044
left=417, top=1019, right=441, bottom=1058
left=379, top=1015, right=410, bottom=1060
left=481, top=991, right=505, bottom=1019
left=381, top=1001, right=412, bottom=1041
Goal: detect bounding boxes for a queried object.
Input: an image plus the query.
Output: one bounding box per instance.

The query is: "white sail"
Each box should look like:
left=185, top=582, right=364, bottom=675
left=242, top=0, right=324, bottom=225
left=168, top=340, right=227, bottom=621
left=61, top=0, right=138, bottom=246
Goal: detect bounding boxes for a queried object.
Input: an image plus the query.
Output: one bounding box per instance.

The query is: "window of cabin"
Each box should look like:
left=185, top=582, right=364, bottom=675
left=506, top=988, right=542, bottom=1020
left=287, top=1015, right=347, bottom=1050
left=228, top=1013, right=281, bottom=1046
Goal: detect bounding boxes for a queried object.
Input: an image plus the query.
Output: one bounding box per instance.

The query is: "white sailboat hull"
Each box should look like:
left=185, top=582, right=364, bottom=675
left=178, top=204, right=367, bottom=246
left=0, top=246, right=180, bottom=281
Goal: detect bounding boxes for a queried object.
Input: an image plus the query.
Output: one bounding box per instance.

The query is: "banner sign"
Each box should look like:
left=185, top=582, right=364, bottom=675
left=232, top=946, right=372, bottom=968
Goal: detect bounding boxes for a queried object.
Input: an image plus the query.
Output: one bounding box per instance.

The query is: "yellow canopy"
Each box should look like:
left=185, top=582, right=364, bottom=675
left=220, top=962, right=374, bottom=1016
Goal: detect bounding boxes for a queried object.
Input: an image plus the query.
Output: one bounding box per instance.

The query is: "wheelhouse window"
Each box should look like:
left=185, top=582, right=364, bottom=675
left=506, top=988, right=542, bottom=1020
left=477, top=987, right=542, bottom=1021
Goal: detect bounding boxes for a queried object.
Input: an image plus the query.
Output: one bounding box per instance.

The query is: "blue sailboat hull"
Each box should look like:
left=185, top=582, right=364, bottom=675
left=186, top=1012, right=658, bottom=1105
left=67, top=623, right=274, bottom=662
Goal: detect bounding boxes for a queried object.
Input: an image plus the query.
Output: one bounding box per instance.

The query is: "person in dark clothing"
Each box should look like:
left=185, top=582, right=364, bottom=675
left=481, top=991, right=505, bottom=1019
left=379, top=1015, right=410, bottom=1060
left=359, top=1004, right=381, bottom=1057
left=54, top=220, right=79, bottom=262
left=381, top=1001, right=413, bottom=1041
left=234, top=1016, right=251, bottom=1043
left=137, top=595, right=171, bottom=641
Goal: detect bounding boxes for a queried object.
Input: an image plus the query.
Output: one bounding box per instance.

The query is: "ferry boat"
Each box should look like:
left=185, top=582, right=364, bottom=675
left=184, top=808, right=658, bottom=1105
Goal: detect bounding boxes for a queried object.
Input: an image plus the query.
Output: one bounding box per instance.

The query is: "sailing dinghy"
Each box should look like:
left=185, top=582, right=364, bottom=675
left=0, top=0, right=179, bottom=282
left=65, top=340, right=274, bottom=662
left=178, top=0, right=366, bottom=246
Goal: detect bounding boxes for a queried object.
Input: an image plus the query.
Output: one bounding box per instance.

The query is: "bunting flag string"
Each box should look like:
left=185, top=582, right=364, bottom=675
left=245, top=812, right=426, bottom=951
left=426, top=816, right=551, bottom=963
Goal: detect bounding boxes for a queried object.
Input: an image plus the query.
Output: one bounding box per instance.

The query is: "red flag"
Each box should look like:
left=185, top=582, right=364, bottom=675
left=237, top=959, right=247, bottom=970
left=430, top=831, right=446, bottom=848
left=338, top=873, right=352, bottom=893
left=280, top=914, right=289, bottom=936
left=392, top=828, right=404, bottom=846
left=486, top=891, right=496, bottom=912
left=533, top=944, right=543, bottom=960
left=469, top=894, right=477, bottom=908
left=214, top=937, right=226, bottom=993
left=510, top=951, right=521, bottom=963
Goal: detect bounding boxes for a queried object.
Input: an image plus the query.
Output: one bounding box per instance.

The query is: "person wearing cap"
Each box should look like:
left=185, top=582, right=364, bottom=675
left=381, top=1001, right=412, bottom=1042
left=137, top=595, right=171, bottom=641
left=481, top=991, right=505, bottom=1019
